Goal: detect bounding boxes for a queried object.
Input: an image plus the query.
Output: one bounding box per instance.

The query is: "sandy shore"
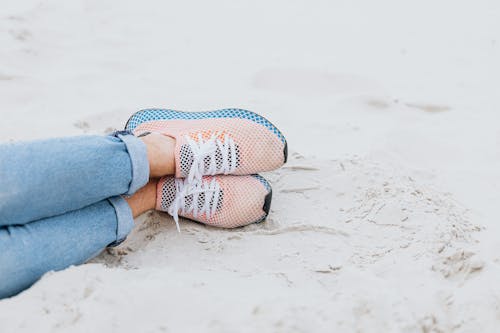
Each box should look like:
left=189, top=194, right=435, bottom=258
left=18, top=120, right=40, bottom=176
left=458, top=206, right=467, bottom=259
left=1, top=1, right=500, bottom=332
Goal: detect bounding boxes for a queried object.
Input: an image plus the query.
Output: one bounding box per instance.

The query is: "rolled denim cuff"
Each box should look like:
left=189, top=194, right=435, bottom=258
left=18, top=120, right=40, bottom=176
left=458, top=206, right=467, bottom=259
left=107, top=196, right=135, bottom=247
left=114, top=131, right=149, bottom=195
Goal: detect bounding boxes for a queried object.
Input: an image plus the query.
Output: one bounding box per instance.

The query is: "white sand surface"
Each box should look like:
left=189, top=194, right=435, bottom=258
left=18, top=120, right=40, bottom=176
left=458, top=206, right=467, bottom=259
left=1, top=1, right=500, bottom=332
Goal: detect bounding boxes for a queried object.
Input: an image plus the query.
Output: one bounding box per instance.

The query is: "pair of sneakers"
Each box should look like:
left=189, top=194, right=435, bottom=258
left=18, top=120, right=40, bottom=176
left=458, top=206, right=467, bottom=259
left=125, top=108, right=288, bottom=231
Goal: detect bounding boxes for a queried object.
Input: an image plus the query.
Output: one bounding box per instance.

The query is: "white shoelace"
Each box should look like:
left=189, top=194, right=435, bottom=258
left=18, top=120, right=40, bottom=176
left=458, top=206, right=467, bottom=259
left=167, top=177, right=222, bottom=232
left=185, top=132, right=237, bottom=183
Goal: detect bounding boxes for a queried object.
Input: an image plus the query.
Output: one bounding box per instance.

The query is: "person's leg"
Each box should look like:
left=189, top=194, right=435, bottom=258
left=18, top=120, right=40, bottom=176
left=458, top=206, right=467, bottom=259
left=0, top=180, right=157, bottom=299
left=0, top=132, right=174, bottom=226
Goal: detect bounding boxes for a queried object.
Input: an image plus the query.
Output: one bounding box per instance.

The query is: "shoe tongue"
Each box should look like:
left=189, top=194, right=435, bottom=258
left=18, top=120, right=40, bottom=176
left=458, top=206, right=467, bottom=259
left=179, top=144, right=194, bottom=177
left=178, top=142, right=240, bottom=177
left=158, top=178, right=177, bottom=210
left=159, top=178, right=224, bottom=217
left=182, top=186, right=224, bottom=217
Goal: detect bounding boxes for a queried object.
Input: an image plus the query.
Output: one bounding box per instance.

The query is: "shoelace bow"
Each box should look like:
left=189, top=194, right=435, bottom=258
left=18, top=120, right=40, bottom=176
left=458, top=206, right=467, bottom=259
left=168, top=177, right=221, bottom=232
left=185, top=132, right=237, bottom=183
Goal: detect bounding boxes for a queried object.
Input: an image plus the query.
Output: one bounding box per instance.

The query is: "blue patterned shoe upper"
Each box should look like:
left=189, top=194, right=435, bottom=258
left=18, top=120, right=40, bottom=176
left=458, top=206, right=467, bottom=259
left=125, top=108, right=286, bottom=144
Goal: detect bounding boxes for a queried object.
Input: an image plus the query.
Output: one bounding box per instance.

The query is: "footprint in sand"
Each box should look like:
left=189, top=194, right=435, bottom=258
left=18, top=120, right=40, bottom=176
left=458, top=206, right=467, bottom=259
left=0, top=73, right=15, bottom=81
left=364, top=97, right=452, bottom=113
left=73, top=110, right=131, bottom=135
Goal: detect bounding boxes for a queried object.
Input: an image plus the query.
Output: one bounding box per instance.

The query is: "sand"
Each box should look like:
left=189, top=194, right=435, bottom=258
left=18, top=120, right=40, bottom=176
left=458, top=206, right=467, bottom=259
left=1, top=0, right=500, bottom=332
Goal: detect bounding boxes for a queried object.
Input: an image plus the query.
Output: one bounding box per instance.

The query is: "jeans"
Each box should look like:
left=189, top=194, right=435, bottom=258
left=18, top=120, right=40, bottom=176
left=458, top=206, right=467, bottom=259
left=0, top=132, right=149, bottom=299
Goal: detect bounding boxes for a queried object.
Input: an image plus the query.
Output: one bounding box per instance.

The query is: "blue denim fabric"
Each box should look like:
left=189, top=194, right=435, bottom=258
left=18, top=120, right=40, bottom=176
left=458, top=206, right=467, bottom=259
left=0, top=132, right=149, bottom=299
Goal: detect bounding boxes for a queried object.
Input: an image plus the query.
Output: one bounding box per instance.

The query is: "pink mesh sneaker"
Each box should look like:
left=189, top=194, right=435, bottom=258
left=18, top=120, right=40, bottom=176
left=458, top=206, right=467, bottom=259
left=156, top=174, right=272, bottom=230
left=125, top=109, right=287, bottom=182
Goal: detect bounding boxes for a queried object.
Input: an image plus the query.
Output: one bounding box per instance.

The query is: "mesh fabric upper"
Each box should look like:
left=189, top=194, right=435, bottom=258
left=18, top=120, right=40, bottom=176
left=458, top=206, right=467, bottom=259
left=157, top=175, right=271, bottom=228
left=136, top=118, right=285, bottom=178
left=125, top=108, right=286, bottom=144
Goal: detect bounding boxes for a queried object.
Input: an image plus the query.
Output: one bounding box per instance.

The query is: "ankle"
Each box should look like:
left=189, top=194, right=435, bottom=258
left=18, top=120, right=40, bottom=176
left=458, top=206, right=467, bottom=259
left=125, top=179, right=159, bottom=218
left=140, top=133, right=176, bottom=177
